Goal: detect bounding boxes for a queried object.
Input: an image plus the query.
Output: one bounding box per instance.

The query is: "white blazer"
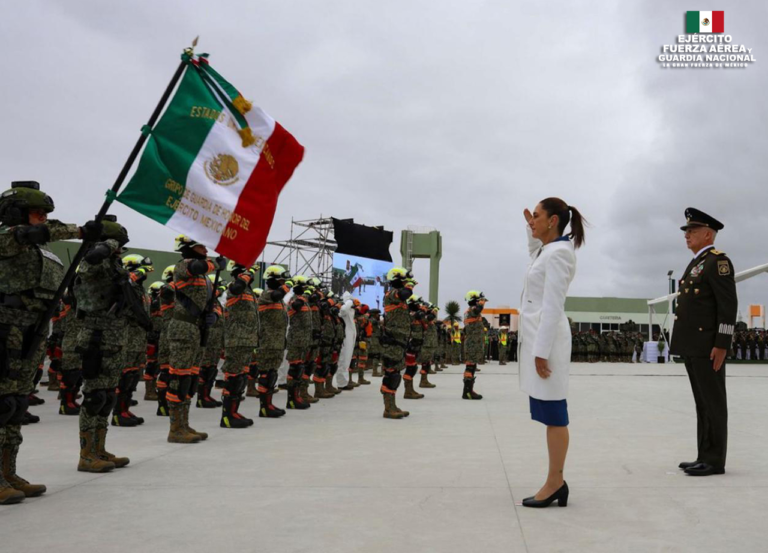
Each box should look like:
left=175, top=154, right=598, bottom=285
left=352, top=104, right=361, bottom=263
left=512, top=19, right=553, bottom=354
left=519, top=226, right=577, bottom=401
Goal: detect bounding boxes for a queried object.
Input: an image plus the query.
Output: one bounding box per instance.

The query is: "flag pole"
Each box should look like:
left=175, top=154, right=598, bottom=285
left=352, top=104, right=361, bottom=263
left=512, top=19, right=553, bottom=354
left=25, top=40, right=197, bottom=360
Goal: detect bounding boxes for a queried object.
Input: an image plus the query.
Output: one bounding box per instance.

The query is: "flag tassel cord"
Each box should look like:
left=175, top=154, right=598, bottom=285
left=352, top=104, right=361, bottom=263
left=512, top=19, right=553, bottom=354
left=24, top=48, right=194, bottom=360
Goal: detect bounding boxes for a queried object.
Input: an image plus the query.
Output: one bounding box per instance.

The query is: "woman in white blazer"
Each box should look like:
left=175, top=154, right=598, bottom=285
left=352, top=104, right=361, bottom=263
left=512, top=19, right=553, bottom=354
left=519, top=197, right=587, bottom=508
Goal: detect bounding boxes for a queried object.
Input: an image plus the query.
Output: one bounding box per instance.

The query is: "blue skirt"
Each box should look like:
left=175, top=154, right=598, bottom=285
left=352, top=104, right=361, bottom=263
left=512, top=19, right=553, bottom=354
left=529, top=396, right=569, bottom=427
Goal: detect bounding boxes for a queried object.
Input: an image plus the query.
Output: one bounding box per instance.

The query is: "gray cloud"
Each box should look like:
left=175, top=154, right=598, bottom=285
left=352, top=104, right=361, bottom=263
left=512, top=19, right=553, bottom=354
left=1, top=0, right=766, bottom=318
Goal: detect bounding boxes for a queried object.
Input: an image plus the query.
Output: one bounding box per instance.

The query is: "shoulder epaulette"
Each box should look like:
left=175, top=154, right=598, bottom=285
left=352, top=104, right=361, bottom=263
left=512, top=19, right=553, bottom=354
left=711, top=250, right=725, bottom=256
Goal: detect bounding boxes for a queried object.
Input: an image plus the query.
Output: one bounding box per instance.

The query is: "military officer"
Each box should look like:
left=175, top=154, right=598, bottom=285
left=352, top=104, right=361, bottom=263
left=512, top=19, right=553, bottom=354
left=0, top=181, right=100, bottom=502
left=670, top=208, right=737, bottom=477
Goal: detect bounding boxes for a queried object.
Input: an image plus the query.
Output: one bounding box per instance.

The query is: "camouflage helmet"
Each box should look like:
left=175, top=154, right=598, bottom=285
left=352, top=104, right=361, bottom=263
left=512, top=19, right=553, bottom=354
left=162, top=265, right=175, bottom=283
left=101, top=215, right=129, bottom=246
left=0, top=181, right=55, bottom=225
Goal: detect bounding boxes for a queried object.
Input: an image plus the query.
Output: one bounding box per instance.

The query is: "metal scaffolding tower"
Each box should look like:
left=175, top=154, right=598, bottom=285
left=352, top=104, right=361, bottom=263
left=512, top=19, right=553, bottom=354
left=264, top=217, right=340, bottom=285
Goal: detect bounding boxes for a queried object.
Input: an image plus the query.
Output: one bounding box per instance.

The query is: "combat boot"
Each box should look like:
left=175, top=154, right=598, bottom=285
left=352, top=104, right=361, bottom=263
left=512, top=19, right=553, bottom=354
left=324, top=376, right=341, bottom=396
left=220, top=396, right=254, bottom=428
left=391, top=394, right=409, bottom=417
left=21, top=411, right=39, bottom=425
left=286, top=382, right=310, bottom=410
left=78, top=431, right=116, bottom=472
left=427, top=365, right=436, bottom=375
left=59, top=390, right=81, bottom=415
left=28, top=393, right=44, bottom=406
left=183, top=400, right=208, bottom=440
left=259, top=392, right=285, bottom=418
left=95, top=428, right=129, bottom=468
left=300, top=380, right=319, bottom=403
left=357, top=368, right=371, bottom=385
left=403, top=378, right=424, bottom=400
left=419, top=373, right=436, bottom=389
left=371, top=363, right=382, bottom=377
left=462, top=377, right=483, bottom=400
left=144, top=380, right=158, bottom=401
left=382, top=393, right=404, bottom=419
left=47, top=374, right=60, bottom=392
left=167, top=404, right=201, bottom=444
left=196, top=389, right=220, bottom=409
left=2, top=446, right=46, bottom=497
left=0, top=480, right=24, bottom=504
left=246, top=378, right=259, bottom=398
left=313, top=380, right=335, bottom=399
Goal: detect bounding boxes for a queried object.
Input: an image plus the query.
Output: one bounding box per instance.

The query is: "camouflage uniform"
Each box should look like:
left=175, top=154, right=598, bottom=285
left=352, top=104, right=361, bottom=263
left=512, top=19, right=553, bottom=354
left=154, top=281, right=175, bottom=416
left=167, top=257, right=217, bottom=443
left=45, top=300, right=68, bottom=390
left=74, top=239, right=131, bottom=472
left=257, top=281, right=291, bottom=414
left=353, top=310, right=371, bottom=386
left=380, top=285, right=413, bottom=418
left=418, top=314, right=438, bottom=387
left=111, top=269, right=151, bottom=427
left=0, top=219, right=79, bottom=499
left=463, top=305, right=484, bottom=399
left=306, top=292, right=324, bottom=396
left=220, top=270, right=258, bottom=427
left=402, top=306, right=425, bottom=399
left=197, top=296, right=224, bottom=408
left=286, top=291, right=313, bottom=408
left=368, top=313, right=383, bottom=377
left=312, top=296, right=337, bottom=398
left=58, top=297, right=84, bottom=415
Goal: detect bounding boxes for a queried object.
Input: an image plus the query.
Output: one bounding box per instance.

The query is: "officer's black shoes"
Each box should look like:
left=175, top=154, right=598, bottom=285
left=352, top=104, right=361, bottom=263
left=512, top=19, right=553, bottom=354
left=684, top=463, right=725, bottom=476
left=522, top=482, right=569, bottom=508
left=678, top=460, right=700, bottom=470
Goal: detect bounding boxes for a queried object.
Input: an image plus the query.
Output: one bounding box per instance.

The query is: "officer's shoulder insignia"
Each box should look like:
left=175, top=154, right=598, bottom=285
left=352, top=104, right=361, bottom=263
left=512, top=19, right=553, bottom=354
left=717, top=259, right=731, bottom=276
left=711, top=249, right=725, bottom=256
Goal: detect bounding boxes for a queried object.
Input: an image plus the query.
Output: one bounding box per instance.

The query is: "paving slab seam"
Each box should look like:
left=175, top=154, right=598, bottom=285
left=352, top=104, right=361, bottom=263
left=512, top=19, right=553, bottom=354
left=487, top=399, right=530, bottom=553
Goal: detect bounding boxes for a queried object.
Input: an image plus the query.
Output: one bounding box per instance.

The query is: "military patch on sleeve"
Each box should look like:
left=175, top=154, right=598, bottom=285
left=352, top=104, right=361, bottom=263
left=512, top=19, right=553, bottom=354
left=717, top=260, right=731, bottom=276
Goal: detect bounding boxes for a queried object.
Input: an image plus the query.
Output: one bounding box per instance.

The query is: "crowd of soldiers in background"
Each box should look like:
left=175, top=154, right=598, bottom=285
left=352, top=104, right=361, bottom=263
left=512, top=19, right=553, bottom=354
left=728, top=328, right=767, bottom=361
left=570, top=330, right=646, bottom=363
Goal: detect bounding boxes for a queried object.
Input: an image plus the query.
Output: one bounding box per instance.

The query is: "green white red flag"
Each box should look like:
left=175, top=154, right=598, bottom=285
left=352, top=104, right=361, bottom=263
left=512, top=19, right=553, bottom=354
left=686, top=11, right=724, bottom=33
left=118, top=52, right=304, bottom=266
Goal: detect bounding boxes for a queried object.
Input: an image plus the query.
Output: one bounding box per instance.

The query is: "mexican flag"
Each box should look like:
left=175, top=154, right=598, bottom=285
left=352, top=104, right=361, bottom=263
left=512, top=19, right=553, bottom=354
left=686, top=11, right=724, bottom=33
left=118, top=53, right=304, bottom=266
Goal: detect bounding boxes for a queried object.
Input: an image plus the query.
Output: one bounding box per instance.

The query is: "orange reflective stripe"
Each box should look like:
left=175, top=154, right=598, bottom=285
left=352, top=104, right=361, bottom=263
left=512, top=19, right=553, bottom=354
left=226, top=294, right=256, bottom=307
left=258, top=303, right=284, bottom=312
left=175, top=278, right=207, bottom=290
left=465, top=317, right=481, bottom=324
left=160, top=304, right=174, bottom=311
left=385, top=303, right=406, bottom=312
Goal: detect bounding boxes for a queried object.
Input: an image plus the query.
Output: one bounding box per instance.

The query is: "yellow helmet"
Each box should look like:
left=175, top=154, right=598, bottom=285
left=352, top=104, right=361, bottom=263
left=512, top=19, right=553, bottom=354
left=148, top=281, right=164, bottom=293
left=174, top=234, right=201, bottom=252
left=386, top=267, right=408, bottom=282
left=122, top=254, right=153, bottom=271
left=162, top=265, right=175, bottom=282
left=406, top=294, right=421, bottom=305
left=264, top=265, right=290, bottom=280
left=465, top=290, right=486, bottom=302
left=253, top=287, right=263, bottom=297
left=453, top=321, right=460, bottom=327
left=292, top=275, right=309, bottom=285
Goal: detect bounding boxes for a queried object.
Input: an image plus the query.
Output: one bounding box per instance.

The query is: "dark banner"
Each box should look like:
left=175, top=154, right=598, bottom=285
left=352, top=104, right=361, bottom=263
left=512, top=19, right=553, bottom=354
left=332, top=218, right=393, bottom=262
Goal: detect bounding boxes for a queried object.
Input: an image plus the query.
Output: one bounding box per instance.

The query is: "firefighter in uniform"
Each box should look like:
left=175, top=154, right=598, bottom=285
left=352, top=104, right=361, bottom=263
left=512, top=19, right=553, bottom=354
left=463, top=291, right=486, bottom=400
left=380, top=267, right=415, bottom=419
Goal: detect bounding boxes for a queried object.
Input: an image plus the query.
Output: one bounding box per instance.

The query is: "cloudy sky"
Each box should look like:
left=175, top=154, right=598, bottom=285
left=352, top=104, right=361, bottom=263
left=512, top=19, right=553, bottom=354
left=2, top=0, right=766, bottom=321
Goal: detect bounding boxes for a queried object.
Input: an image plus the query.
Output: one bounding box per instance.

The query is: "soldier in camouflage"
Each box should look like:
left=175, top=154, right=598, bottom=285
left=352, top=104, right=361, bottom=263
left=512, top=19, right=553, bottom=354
left=196, top=274, right=225, bottom=409
left=73, top=216, right=132, bottom=474
left=314, top=293, right=338, bottom=398
left=285, top=276, right=313, bottom=409
left=0, top=181, right=99, bottom=503
left=220, top=261, right=259, bottom=428
left=418, top=303, right=438, bottom=389
left=145, top=281, right=164, bottom=401
left=256, top=265, right=291, bottom=417
left=154, top=265, right=176, bottom=417
left=368, top=308, right=383, bottom=377
left=326, top=296, right=345, bottom=395
left=45, top=298, right=67, bottom=391
left=403, top=295, right=425, bottom=400
left=58, top=289, right=84, bottom=416
left=380, top=267, right=414, bottom=419
left=354, top=304, right=372, bottom=386
left=110, top=254, right=153, bottom=427
left=166, top=235, right=223, bottom=443
left=462, top=290, right=486, bottom=400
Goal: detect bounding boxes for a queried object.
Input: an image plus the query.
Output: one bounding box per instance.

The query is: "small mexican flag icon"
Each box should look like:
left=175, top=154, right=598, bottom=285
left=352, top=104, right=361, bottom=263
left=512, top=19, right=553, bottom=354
left=686, top=11, right=724, bottom=33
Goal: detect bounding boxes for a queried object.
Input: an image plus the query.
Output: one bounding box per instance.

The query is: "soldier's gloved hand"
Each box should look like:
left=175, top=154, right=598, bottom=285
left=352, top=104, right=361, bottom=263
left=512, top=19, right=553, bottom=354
left=80, top=220, right=103, bottom=242
left=13, top=224, right=51, bottom=245
left=215, top=256, right=227, bottom=271
left=204, top=312, right=218, bottom=327
left=84, top=242, right=112, bottom=264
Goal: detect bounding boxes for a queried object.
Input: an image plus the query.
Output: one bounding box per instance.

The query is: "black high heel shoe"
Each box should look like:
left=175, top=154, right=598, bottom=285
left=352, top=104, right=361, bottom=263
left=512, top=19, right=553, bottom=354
left=522, top=482, right=569, bottom=508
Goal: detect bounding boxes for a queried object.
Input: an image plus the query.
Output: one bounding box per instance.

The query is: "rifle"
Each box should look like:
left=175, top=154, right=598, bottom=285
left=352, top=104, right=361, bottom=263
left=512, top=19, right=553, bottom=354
left=199, top=264, right=223, bottom=348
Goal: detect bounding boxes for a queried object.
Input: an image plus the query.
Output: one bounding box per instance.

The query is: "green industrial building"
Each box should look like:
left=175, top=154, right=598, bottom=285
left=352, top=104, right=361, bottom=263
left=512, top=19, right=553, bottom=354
left=565, top=297, right=668, bottom=335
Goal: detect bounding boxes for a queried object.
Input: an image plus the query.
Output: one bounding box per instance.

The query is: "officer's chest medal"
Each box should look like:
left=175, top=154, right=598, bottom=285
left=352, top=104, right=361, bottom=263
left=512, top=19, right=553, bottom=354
left=689, top=262, right=705, bottom=279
